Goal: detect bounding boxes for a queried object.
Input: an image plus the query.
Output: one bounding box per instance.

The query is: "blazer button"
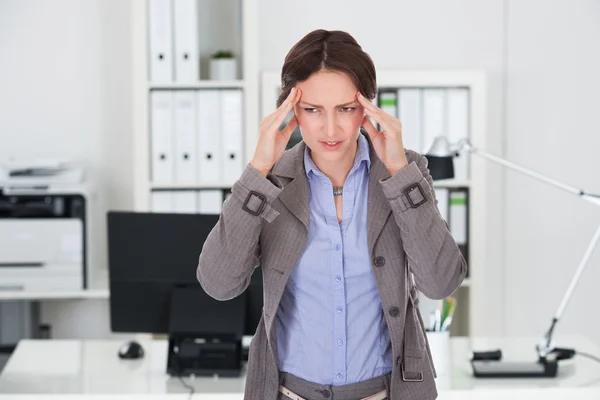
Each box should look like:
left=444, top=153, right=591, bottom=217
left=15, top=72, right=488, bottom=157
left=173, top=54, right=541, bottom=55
left=374, top=256, right=386, bottom=267
left=389, top=306, right=400, bottom=317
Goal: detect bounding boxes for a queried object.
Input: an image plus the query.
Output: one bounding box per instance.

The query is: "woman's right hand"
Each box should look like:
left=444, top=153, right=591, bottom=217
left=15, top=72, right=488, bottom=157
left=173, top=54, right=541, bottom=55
left=250, top=87, right=301, bottom=177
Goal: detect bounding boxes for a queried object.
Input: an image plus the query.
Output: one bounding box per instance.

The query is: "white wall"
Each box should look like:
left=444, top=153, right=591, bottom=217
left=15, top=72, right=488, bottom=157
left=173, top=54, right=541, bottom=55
left=504, top=1, right=600, bottom=343
left=0, top=0, right=133, bottom=339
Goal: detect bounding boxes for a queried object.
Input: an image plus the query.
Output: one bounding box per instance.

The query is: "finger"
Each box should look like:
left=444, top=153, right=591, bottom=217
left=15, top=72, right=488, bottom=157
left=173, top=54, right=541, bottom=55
left=262, top=88, right=296, bottom=127
left=362, top=102, right=396, bottom=134
left=280, top=114, right=298, bottom=140
left=361, top=115, right=382, bottom=141
left=356, top=92, right=382, bottom=117
left=268, top=88, right=301, bottom=130
left=356, top=92, right=397, bottom=134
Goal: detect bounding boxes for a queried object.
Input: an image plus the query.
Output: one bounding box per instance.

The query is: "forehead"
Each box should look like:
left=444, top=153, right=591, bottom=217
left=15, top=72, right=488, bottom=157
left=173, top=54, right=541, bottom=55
left=296, top=70, right=357, bottom=105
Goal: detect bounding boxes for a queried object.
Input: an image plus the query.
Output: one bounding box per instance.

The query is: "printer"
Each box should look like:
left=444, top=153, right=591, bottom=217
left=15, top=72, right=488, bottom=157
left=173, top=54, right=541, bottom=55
left=0, top=159, right=93, bottom=292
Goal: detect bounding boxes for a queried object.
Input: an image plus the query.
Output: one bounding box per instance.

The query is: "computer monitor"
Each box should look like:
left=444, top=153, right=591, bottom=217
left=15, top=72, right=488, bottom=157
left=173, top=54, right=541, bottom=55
left=107, top=211, right=263, bottom=376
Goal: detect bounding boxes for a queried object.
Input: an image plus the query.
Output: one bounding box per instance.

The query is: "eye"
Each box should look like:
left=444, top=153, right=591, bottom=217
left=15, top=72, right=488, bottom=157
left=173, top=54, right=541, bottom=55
left=303, top=108, right=318, bottom=113
left=340, top=107, right=356, bottom=113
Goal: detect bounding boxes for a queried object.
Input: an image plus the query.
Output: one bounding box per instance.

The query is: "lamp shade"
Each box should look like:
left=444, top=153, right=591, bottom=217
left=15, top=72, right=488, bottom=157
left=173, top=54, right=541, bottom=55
left=424, top=137, right=455, bottom=180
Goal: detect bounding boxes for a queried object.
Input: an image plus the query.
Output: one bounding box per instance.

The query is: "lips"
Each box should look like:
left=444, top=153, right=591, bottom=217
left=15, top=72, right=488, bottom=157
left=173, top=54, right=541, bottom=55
left=321, top=140, right=343, bottom=150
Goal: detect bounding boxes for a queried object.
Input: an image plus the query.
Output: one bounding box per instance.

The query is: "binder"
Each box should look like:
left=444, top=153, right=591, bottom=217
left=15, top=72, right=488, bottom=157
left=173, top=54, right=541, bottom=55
left=173, top=191, right=197, bottom=213
left=174, top=91, right=197, bottom=183
left=173, top=0, right=199, bottom=81
left=221, top=89, right=244, bottom=183
left=422, top=89, right=446, bottom=155
left=435, top=187, right=449, bottom=223
left=449, top=188, right=469, bottom=268
left=198, top=190, right=224, bottom=214
left=446, top=88, right=469, bottom=181
left=151, top=191, right=174, bottom=212
left=398, top=88, right=422, bottom=153
left=196, top=90, right=223, bottom=184
left=148, top=0, right=173, bottom=82
left=150, top=91, right=175, bottom=184
left=377, top=90, right=397, bottom=132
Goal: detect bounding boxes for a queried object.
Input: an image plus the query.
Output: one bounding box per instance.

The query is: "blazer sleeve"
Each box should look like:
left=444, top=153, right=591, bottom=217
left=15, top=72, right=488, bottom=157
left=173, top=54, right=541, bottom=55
left=379, top=151, right=467, bottom=299
left=196, top=163, right=283, bottom=301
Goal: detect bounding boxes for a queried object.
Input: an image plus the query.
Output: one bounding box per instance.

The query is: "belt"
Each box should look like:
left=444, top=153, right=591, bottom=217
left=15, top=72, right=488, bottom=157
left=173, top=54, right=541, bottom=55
left=279, top=385, right=388, bottom=400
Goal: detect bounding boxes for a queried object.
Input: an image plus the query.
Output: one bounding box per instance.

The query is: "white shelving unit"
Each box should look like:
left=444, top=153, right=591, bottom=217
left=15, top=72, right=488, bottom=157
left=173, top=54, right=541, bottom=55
left=131, top=0, right=260, bottom=211
left=261, top=70, right=488, bottom=337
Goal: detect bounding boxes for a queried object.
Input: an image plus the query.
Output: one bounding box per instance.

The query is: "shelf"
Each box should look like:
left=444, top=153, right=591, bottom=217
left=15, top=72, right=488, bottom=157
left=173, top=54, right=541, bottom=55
left=0, top=270, right=110, bottom=301
left=0, top=288, right=109, bottom=301
left=148, top=80, right=245, bottom=90
left=433, top=179, right=471, bottom=188
left=150, top=182, right=234, bottom=190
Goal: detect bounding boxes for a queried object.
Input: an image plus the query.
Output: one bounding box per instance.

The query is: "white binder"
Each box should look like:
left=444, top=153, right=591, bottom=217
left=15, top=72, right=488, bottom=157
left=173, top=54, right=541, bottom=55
left=173, top=0, right=199, bottom=82
left=398, top=88, right=422, bottom=153
left=379, top=90, right=398, bottom=115
left=422, top=89, right=446, bottom=155
left=151, top=191, right=174, bottom=212
left=446, top=88, right=469, bottom=181
left=449, top=189, right=467, bottom=245
left=173, top=191, right=197, bottom=213
left=435, top=187, right=449, bottom=223
left=196, top=90, right=223, bottom=184
left=377, top=90, right=397, bottom=133
left=198, top=190, right=223, bottom=214
left=221, top=90, right=244, bottom=183
left=150, top=91, right=175, bottom=184
left=148, top=0, right=173, bottom=82
left=174, top=91, right=197, bottom=183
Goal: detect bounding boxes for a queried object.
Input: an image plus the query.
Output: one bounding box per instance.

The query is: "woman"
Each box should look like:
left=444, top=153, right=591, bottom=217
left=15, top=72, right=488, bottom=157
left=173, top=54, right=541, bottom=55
left=197, top=29, right=467, bottom=400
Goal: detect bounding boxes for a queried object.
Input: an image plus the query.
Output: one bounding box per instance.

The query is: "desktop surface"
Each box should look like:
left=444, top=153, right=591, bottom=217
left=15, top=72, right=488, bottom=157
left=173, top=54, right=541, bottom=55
left=0, top=335, right=598, bottom=397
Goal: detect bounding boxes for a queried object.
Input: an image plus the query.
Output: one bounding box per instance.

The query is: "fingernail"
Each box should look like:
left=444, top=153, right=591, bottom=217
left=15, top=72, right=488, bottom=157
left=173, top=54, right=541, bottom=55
left=290, top=88, right=296, bottom=95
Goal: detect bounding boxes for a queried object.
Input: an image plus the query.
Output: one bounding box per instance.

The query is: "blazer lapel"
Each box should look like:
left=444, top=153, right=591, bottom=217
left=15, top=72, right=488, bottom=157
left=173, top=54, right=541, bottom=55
left=271, top=142, right=310, bottom=232
left=366, top=135, right=393, bottom=256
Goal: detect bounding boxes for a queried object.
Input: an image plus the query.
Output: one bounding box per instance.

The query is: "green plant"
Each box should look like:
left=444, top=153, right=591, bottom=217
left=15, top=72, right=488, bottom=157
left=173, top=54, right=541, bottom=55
left=211, top=50, right=234, bottom=59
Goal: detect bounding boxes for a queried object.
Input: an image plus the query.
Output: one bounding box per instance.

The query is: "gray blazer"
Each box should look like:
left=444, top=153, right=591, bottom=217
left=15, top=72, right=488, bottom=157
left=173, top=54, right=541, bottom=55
left=197, top=134, right=467, bottom=400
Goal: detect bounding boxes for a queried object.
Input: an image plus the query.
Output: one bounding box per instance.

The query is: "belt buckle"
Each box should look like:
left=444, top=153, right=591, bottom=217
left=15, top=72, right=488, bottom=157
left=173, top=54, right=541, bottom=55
left=401, top=362, right=424, bottom=382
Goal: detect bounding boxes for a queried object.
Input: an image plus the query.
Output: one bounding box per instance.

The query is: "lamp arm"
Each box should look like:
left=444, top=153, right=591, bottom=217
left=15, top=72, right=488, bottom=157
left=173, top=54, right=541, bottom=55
left=453, top=138, right=600, bottom=358
left=456, top=139, right=594, bottom=198
left=538, top=222, right=600, bottom=355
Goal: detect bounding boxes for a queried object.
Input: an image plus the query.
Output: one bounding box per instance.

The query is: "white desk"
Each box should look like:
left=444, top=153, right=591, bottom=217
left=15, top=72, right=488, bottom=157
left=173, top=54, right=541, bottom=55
left=0, top=336, right=599, bottom=399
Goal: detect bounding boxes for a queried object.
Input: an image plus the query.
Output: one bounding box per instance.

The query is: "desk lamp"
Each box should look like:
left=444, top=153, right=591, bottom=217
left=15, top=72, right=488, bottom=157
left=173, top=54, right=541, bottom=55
left=425, top=136, right=600, bottom=378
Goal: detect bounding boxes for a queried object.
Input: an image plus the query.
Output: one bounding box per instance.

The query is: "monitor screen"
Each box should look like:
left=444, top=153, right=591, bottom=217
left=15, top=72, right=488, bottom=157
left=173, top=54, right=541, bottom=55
left=107, top=211, right=263, bottom=336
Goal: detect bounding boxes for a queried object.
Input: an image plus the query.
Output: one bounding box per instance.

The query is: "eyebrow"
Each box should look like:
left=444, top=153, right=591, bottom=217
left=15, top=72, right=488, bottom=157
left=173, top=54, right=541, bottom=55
left=299, top=100, right=358, bottom=108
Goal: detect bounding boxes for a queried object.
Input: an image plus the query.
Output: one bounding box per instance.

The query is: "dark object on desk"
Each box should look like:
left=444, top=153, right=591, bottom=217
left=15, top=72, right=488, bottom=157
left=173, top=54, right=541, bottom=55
left=471, top=349, right=502, bottom=361
left=471, top=359, right=557, bottom=378
left=107, top=211, right=262, bottom=377
left=470, top=347, right=576, bottom=378
left=118, top=340, right=144, bottom=359
left=167, top=285, right=245, bottom=377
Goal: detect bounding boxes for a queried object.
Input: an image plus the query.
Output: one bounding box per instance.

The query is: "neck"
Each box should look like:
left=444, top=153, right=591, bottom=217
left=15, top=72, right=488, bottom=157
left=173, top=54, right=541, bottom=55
left=311, top=139, right=358, bottom=187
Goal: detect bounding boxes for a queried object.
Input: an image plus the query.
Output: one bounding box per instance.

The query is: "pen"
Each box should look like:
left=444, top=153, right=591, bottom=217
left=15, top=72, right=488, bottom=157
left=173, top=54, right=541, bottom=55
left=434, top=309, right=441, bottom=331
left=441, top=316, right=452, bottom=331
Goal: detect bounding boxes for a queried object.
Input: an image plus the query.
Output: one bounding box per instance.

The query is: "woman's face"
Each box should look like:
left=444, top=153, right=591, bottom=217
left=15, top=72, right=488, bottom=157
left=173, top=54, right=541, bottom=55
left=293, top=70, right=365, bottom=166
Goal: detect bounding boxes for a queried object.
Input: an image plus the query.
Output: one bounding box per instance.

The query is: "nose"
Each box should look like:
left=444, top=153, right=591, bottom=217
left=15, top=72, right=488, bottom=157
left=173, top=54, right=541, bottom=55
left=324, top=115, right=338, bottom=138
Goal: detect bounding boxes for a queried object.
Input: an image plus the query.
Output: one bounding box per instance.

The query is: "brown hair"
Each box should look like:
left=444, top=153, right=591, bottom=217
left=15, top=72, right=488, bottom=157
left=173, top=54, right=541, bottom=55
left=276, top=29, right=377, bottom=107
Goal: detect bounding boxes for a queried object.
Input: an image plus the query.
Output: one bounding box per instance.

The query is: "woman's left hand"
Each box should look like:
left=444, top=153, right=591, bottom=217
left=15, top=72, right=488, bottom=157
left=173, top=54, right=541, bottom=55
left=357, top=92, right=409, bottom=176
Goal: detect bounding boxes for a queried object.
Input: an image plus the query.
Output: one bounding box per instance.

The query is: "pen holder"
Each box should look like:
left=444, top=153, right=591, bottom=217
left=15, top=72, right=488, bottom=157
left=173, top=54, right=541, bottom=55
left=426, top=330, right=451, bottom=380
